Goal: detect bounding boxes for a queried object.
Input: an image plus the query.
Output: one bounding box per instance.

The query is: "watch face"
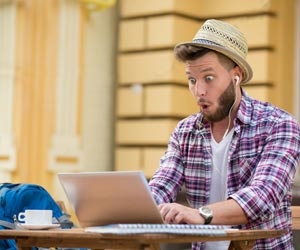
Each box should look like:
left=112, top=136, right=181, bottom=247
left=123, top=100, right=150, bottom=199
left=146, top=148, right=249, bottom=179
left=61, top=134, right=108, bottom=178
left=201, top=206, right=212, bottom=216
left=199, top=206, right=213, bottom=224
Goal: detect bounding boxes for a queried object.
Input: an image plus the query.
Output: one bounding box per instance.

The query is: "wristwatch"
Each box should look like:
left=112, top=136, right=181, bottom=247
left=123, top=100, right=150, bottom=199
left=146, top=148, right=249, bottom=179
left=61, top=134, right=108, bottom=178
left=198, top=206, right=213, bottom=225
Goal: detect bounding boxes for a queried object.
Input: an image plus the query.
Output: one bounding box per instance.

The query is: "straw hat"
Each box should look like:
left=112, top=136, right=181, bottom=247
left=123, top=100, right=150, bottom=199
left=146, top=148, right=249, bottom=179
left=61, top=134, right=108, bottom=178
left=175, top=19, right=253, bottom=83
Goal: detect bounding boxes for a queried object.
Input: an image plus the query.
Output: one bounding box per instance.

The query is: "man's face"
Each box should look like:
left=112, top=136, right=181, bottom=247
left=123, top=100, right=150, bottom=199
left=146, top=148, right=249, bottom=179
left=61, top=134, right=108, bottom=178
left=185, top=52, right=236, bottom=122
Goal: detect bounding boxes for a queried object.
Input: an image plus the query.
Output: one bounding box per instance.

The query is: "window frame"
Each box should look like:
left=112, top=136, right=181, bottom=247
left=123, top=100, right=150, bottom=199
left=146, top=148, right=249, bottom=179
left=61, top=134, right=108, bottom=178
left=294, top=0, right=300, bottom=121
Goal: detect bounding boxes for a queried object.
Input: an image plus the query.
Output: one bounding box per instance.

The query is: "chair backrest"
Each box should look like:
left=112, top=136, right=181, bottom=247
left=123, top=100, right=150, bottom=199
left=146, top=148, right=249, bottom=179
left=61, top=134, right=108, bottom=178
left=291, top=206, right=300, bottom=230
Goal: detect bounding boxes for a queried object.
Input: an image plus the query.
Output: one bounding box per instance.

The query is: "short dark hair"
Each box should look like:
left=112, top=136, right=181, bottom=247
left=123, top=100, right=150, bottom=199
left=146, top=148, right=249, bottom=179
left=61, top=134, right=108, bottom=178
left=174, top=45, right=236, bottom=72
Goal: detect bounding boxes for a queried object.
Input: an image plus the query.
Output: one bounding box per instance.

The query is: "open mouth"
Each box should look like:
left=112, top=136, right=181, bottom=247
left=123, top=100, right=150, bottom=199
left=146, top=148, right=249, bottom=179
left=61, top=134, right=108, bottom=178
left=199, top=102, right=209, bottom=111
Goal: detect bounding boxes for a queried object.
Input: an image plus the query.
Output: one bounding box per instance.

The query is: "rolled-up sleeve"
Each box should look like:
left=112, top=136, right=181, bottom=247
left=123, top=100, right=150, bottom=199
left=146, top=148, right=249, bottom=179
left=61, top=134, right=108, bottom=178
left=230, top=116, right=300, bottom=226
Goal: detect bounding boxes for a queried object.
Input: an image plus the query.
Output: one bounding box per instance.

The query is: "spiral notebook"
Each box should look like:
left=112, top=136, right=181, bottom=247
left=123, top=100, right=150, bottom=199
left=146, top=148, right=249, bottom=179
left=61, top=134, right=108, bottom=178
left=58, top=171, right=163, bottom=228
left=84, top=223, right=229, bottom=235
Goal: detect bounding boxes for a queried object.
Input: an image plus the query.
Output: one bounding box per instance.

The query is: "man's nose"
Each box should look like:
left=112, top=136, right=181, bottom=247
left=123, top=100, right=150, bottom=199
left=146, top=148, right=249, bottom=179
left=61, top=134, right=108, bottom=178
left=194, top=80, right=206, bottom=97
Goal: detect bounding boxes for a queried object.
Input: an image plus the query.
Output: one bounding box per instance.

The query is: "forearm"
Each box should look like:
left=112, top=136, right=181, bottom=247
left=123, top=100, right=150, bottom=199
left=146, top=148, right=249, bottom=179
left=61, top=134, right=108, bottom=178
left=207, top=199, right=248, bottom=225
left=158, top=198, right=248, bottom=225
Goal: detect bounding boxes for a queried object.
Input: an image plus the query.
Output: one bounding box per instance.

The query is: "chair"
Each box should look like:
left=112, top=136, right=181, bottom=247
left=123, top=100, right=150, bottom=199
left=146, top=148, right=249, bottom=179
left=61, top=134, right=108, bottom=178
left=291, top=206, right=300, bottom=230
left=56, top=200, right=67, bottom=213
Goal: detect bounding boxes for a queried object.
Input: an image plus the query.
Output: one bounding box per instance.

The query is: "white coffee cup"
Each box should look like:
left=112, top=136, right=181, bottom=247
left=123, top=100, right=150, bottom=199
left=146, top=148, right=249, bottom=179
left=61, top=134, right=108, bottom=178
left=18, top=209, right=53, bottom=225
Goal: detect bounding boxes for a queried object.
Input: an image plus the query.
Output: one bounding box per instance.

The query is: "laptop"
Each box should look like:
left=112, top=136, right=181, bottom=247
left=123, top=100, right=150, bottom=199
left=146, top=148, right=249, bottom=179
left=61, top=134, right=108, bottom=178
left=57, top=171, right=164, bottom=228
left=58, top=171, right=229, bottom=236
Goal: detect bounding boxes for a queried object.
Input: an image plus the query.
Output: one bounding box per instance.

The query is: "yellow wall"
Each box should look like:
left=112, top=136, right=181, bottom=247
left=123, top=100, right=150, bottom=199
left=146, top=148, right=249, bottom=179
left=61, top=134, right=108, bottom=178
left=13, top=0, right=59, bottom=188
left=115, top=0, right=297, bottom=178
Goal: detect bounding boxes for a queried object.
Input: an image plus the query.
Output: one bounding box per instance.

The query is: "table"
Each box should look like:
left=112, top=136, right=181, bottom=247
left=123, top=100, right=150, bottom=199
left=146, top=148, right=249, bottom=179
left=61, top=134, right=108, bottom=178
left=0, top=228, right=286, bottom=250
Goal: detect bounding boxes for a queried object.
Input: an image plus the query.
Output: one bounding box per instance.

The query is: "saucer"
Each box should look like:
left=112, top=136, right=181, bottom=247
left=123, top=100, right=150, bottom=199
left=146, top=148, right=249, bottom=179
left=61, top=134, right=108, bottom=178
left=20, top=223, right=60, bottom=230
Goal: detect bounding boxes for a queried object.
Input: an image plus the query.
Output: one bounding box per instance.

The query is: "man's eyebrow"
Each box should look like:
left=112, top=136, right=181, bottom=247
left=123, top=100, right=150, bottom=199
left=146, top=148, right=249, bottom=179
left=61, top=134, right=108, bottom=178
left=185, top=66, right=215, bottom=74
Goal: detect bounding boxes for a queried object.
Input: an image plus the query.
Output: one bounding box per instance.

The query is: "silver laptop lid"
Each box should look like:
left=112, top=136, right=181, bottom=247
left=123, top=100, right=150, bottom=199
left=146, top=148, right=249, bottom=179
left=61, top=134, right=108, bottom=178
left=58, top=171, right=163, bottom=227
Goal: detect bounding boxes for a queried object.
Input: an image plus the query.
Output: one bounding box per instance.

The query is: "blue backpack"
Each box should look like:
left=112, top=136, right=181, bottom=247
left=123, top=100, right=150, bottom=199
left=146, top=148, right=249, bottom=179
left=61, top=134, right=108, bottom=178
left=0, top=183, right=73, bottom=250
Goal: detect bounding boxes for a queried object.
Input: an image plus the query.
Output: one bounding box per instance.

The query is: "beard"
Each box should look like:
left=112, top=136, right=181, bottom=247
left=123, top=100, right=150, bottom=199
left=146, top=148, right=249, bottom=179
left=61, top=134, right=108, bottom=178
left=202, top=80, right=236, bottom=122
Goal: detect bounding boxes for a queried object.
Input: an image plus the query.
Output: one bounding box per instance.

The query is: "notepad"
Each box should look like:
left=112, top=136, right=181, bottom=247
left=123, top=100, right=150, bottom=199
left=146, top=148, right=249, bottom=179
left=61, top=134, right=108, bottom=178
left=85, top=224, right=228, bottom=236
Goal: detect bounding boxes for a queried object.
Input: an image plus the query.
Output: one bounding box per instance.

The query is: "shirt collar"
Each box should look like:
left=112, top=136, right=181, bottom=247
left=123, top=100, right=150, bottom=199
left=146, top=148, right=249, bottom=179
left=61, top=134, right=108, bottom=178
left=236, top=90, right=253, bottom=125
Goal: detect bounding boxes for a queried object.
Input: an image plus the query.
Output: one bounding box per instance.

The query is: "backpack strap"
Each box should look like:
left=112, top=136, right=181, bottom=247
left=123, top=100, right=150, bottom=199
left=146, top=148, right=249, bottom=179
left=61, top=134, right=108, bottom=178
left=57, top=213, right=74, bottom=229
left=0, top=219, right=15, bottom=229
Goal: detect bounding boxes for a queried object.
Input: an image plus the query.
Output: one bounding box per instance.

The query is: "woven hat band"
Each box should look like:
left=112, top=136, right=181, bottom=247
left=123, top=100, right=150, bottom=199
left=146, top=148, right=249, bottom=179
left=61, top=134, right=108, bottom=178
left=192, top=39, right=221, bottom=47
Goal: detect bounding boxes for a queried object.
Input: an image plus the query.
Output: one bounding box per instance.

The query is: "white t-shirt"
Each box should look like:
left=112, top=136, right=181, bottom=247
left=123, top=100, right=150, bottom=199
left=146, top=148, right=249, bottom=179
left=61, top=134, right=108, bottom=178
left=204, top=129, right=234, bottom=250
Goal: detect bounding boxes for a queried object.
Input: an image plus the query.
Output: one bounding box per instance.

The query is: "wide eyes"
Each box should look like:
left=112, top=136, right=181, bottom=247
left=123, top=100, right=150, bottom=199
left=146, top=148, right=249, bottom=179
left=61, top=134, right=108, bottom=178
left=205, top=75, right=214, bottom=82
left=187, top=75, right=214, bottom=85
left=188, top=77, right=197, bottom=85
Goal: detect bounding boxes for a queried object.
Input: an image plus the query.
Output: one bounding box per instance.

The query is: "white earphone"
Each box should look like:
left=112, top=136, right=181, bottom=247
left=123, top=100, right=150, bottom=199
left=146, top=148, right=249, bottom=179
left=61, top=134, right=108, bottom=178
left=234, top=76, right=240, bottom=85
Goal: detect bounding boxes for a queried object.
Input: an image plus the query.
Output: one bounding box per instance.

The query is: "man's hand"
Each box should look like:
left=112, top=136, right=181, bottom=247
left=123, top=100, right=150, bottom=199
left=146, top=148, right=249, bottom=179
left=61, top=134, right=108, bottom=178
left=158, top=199, right=248, bottom=225
left=158, top=203, right=204, bottom=224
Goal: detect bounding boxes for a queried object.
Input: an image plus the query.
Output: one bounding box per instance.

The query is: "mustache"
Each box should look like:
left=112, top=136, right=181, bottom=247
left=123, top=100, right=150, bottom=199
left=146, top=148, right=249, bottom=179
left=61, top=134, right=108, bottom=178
left=198, top=98, right=209, bottom=105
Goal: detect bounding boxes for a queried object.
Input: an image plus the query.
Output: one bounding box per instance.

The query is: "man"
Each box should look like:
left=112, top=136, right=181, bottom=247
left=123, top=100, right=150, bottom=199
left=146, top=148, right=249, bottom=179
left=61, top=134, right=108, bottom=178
left=148, top=19, right=300, bottom=250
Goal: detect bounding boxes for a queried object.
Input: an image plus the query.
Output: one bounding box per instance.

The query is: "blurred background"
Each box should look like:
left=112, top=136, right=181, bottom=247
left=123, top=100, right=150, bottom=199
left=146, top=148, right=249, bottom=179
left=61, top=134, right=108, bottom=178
left=0, top=0, right=299, bottom=244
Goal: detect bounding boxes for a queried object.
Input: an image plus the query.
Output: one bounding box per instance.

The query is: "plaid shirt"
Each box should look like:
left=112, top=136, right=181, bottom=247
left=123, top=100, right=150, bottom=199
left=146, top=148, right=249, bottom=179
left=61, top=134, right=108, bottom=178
left=149, top=91, right=300, bottom=250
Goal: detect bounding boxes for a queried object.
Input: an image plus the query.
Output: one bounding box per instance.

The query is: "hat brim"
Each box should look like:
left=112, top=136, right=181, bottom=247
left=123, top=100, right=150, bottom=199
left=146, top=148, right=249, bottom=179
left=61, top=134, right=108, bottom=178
left=175, top=41, right=253, bottom=84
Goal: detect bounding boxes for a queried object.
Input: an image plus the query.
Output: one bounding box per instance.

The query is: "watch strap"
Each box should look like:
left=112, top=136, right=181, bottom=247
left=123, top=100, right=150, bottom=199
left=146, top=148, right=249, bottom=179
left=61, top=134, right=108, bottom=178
left=198, top=206, right=213, bottom=225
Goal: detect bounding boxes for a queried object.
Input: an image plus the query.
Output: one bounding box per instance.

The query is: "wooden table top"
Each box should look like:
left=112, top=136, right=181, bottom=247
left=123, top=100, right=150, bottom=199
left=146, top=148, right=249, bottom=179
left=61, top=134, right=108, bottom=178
left=0, top=228, right=287, bottom=250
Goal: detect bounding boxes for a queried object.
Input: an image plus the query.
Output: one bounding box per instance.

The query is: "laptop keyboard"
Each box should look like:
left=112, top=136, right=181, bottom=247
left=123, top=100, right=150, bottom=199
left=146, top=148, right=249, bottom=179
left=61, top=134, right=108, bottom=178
left=85, top=224, right=229, bottom=235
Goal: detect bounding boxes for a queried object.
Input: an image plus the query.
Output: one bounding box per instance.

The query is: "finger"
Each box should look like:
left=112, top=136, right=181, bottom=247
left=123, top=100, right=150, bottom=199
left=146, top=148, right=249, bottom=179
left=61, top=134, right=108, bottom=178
left=158, top=204, right=170, bottom=220
left=163, top=206, right=179, bottom=224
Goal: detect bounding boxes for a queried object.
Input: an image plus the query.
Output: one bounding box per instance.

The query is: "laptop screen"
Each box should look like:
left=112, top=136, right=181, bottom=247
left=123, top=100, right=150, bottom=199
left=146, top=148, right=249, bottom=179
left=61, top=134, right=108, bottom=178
left=58, top=171, right=163, bottom=227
